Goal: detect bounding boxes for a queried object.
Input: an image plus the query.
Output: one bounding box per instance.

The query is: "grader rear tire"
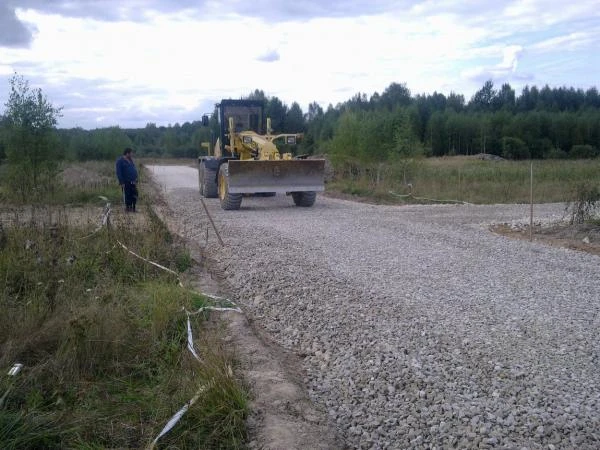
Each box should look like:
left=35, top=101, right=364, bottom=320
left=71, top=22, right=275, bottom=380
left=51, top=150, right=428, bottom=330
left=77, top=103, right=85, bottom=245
left=218, top=163, right=242, bottom=210
left=199, top=164, right=218, bottom=198
left=292, top=191, right=317, bottom=207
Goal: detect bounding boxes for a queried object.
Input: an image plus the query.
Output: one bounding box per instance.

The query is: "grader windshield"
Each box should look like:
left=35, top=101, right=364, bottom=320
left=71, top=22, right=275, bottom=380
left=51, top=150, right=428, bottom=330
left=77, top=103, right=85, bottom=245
left=218, top=100, right=264, bottom=145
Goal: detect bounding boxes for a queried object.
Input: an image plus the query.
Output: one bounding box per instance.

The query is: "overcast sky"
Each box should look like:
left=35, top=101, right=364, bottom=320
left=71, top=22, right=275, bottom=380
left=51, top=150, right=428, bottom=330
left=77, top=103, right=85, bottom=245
left=0, top=0, right=598, bottom=129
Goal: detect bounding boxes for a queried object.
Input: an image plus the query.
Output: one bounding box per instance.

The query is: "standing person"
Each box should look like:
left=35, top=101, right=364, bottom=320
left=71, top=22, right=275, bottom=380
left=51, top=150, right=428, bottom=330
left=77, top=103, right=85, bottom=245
left=115, top=147, right=138, bottom=212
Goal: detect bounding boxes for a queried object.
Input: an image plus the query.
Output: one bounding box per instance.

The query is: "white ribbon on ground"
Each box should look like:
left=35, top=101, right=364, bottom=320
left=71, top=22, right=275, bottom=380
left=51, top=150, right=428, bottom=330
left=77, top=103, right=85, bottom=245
left=187, top=306, right=243, bottom=315
left=79, top=202, right=112, bottom=239
left=147, top=382, right=213, bottom=450
left=116, top=240, right=180, bottom=279
left=388, top=190, right=472, bottom=205
left=8, top=363, right=22, bottom=376
left=148, top=304, right=241, bottom=447
left=186, top=315, right=202, bottom=362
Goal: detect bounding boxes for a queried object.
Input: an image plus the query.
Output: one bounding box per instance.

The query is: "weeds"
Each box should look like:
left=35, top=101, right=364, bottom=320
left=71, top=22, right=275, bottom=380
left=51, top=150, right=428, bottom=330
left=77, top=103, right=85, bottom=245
left=0, top=162, right=247, bottom=449
left=329, top=157, right=600, bottom=204
left=566, top=184, right=600, bottom=224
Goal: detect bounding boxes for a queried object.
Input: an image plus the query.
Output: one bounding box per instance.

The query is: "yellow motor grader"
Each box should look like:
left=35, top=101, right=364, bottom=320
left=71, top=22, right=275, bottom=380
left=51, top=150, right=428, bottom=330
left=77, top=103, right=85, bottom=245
left=198, top=99, right=325, bottom=210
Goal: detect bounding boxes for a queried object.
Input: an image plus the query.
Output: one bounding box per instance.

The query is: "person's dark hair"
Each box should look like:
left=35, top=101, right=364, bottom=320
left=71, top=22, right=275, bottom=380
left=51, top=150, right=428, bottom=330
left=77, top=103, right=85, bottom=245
left=123, top=147, right=133, bottom=155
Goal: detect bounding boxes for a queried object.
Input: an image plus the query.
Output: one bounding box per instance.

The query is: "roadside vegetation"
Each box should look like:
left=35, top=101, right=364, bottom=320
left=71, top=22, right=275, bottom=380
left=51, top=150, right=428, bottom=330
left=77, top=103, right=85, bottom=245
left=327, top=156, right=600, bottom=206
left=0, top=197, right=247, bottom=448
left=0, top=75, right=247, bottom=449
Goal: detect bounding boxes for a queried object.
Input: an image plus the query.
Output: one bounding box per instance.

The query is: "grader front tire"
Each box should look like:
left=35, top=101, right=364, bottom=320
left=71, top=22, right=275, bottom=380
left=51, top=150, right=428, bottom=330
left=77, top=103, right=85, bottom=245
left=218, top=163, right=242, bottom=210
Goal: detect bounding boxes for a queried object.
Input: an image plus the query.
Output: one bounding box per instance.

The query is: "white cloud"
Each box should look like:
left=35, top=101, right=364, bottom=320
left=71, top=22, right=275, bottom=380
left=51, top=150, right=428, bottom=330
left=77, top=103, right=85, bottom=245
left=532, top=31, right=598, bottom=52
left=500, top=45, right=523, bottom=72
left=0, top=65, right=15, bottom=76
left=256, top=49, right=281, bottom=62
left=0, top=1, right=598, bottom=128
left=461, top=45, right=523, bottom=82
left=502, top=0, right=600, bottom=28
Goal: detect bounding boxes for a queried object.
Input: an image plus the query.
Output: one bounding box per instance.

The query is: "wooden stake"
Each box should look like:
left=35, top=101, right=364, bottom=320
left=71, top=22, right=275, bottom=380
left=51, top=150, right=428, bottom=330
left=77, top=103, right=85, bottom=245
left=530, top=162, right=533, bottom=242
left=200, top=197, right=225, bottom=247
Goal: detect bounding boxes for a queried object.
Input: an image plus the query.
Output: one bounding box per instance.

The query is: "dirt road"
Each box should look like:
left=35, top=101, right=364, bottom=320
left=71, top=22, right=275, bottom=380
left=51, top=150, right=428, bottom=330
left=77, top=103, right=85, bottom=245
left=148, top=164, right=600, bottom=449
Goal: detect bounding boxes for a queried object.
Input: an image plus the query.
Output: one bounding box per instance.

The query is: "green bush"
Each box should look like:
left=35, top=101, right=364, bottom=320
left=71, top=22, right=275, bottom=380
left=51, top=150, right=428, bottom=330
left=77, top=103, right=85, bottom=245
left=566, top=184, right=600, bottom=224
left=545, top=148, right=568, bottom=159
left=501, top=137, right=530, bottom=160
left=569, top=144, right=599, bottom=159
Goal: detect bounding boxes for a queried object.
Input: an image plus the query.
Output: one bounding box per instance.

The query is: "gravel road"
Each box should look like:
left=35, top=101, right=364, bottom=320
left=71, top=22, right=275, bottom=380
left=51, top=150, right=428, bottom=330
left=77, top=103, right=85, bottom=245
left=148, top=165, right=600, bottom=449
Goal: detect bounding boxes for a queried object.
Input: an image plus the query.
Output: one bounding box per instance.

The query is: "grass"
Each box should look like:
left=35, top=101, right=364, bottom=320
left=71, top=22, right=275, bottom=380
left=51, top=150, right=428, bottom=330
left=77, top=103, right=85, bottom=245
left=0, top=161, right=248, bottom=449
left=328, top=156, right=600, bottom=205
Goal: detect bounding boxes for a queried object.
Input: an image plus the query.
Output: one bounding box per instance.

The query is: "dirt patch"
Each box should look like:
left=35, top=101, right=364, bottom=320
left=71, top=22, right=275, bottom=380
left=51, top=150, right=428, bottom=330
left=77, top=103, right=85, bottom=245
left=60, top=162, right=113, bottom=188
left=491, top=222, right=600, bottom=256
left=0, top=203, right=150, bottom=231
left=222, top=310, right=346, bottom=450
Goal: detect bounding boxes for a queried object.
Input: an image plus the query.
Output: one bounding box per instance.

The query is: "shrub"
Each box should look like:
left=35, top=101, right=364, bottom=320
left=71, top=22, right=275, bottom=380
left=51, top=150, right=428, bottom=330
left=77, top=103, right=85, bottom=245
left=545, top=148, right=568, bottom=159
left=566, top=183, right=600, bottom=224
left=501, top=137, right=530, bottom=160
left=569, top=144, right=599, bottom=159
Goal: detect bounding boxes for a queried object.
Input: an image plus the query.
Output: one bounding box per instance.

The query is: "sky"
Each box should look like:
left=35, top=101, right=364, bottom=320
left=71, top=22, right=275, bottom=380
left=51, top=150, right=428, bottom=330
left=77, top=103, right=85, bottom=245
left=0, top=0, right=598, bottom=129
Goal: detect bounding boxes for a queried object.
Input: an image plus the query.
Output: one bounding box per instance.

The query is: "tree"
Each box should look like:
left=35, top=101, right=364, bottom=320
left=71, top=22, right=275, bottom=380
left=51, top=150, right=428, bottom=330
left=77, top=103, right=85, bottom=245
left=284, top=102, right=305, bottom=133
left=266, top=96, right=287, bottom=132
left=92, top=127, right=133, bottom=159
left=501, top=137, right=530, bottom=160
left=247, top=89, right=268, bottom=102
left=68, top=127, right=101, bottom=160
left=3, top=74, right=63, bottom=200
left=0, top=114, right=8, bottom=161
left=494, top=83, right=516, bottom=111
left=393, top=109, right=423, bottom=158
left=380, top=83, right=412, bottom=110
left=469, top=80, right=497, bottom=112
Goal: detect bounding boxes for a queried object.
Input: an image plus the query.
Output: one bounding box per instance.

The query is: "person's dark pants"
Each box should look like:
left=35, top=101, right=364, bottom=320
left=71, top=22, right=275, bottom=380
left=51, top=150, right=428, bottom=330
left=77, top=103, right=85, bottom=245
left=123, top=183, right=138, bottom=211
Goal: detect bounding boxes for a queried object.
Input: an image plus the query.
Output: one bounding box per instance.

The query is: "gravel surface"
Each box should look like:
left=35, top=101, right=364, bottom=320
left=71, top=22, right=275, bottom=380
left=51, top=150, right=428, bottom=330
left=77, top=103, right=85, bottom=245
left=149, top=165, right=600, bottom=449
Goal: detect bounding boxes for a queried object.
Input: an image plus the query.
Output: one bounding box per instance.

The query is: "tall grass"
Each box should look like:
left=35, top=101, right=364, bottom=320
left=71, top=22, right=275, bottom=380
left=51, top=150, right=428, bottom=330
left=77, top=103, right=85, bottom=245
left=329, top=157, right=600, bottom=204
left=0, top=162, right=247, bottom=448
left=0, top=161, right=124, bottom=206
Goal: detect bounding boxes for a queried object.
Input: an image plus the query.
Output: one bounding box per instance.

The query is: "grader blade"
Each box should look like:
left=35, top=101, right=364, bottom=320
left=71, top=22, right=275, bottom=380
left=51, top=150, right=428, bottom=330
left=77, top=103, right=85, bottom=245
left=226, top=159, right=325, bottom=194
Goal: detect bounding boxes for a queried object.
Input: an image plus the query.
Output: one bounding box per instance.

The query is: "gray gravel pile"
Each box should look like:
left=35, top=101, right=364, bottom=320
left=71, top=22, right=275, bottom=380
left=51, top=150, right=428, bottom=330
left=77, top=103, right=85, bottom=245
left=155, top=171, right=599, bottom=449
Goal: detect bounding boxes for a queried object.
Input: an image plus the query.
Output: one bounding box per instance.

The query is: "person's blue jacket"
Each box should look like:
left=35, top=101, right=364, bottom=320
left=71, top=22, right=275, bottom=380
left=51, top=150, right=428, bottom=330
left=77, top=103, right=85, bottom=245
left=116, top=156, right=138, bottom=185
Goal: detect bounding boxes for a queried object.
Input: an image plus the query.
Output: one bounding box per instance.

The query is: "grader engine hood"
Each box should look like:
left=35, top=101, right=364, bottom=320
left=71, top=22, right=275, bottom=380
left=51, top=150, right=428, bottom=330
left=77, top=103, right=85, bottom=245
left=226, top=159, right=325, bottom=194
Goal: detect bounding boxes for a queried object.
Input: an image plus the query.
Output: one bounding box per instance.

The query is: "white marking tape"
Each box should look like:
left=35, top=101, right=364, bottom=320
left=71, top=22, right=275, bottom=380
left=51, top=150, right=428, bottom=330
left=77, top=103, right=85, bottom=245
left=79, top=203, right=112, bottom=239
left=184, top=304, right=242, bottom=362
left=148, top=304, right=241, bottom=447
left=186, top=315, right=202, bottom=362
left=147, top=381, right=213, bottom=450
left=187, top=306, right=242, bottom=315
left=191, top=291, right=240, bottom=309
left=201, top=292, right=229, bottom=302
left=8, top=363, right=23, bottom=376
left=388, top=190, right=472, bottom=205
left=116, top=240, right=180, bottom=279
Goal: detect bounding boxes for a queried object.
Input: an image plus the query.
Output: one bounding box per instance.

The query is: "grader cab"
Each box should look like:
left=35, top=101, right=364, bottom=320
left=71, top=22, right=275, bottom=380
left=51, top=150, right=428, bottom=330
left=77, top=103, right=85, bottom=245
left=198, top=99, right=325, bottom=210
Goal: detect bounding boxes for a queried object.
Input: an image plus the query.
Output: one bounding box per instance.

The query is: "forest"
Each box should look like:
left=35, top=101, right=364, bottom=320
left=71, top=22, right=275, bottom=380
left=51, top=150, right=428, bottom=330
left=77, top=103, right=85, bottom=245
left=1, top=80, right=599, bottom=163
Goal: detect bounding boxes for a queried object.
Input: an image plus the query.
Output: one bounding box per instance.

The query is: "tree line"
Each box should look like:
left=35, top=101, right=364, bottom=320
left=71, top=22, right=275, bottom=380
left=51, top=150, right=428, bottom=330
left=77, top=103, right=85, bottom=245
left=305, top=81, right=600, bottom=161
left=1, top=77, right=599, bottom=168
